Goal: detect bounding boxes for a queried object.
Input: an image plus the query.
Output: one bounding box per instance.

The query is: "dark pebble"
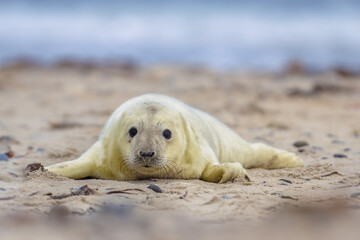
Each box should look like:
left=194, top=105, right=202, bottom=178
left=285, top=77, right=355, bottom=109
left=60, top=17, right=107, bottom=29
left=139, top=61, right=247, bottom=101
left=332, top=140, right=345, bottom=144
left=147, top=184, right=162, bottom=193
left=0, top=153, right=9, bottom=161
left=333, top=153, right=347, bottom=158
left=36, top=148, right=45, bottom=152
left=322, top=157, right=328, bottom=160
left=0, top=187, right=6, bottom=191
left=304, top=178, right=311, bottom=181
left=298, top=148, right=305, bottom=153
left=279, top=179, right=292, bottom=184
left=344, top=148, right=351, bottom=152
left=293, top=141, right=309, bottom=148
left=351, top=192, right=360, bottom=198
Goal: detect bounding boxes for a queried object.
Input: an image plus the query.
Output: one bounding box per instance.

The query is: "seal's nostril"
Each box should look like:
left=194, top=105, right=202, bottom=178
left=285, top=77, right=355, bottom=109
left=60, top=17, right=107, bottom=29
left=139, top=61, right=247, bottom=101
left=139, top=151, right=156, bottom=158
left=139, top=151, right=145, bottom=157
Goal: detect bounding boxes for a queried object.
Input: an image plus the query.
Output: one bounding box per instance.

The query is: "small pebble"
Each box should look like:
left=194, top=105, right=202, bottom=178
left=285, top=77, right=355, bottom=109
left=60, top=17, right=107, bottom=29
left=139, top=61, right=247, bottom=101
left=0, top=153, right=9, bottom=161
left=304, top=178, right=311, bottom=181
left=322, top=157, right=328, bottom=160
left=351, top=192, right=360, bottom=198
left=344, top=148, right=351, bottom=152
left=333, top=153, right=347, bottom=158
left=36, top=148, right=45, bottom=152
left=332, top=140, right=345, bottom=144
left=221, top=194, right=232, bottom=199
left=0, top=187, right=6, bottom=191
left=147, top=184, right=162, bottom=193
left=298, top=148, right=305, bottom=153
left=279, top=179, right=292, bottom=184
left=293, top=141, right=309, bottom=148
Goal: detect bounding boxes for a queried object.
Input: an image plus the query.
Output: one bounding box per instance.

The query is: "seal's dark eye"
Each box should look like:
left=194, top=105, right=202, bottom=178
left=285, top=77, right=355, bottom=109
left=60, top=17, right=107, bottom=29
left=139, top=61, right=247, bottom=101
left=129, top=127, right=137, bottom=137
left=163, top=129, right=171, bottom=139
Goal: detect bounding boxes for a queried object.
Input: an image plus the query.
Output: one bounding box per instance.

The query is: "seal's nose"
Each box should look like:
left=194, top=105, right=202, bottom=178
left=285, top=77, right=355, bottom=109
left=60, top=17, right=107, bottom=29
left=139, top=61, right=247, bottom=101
left=138, top=150, right=156, bottom=158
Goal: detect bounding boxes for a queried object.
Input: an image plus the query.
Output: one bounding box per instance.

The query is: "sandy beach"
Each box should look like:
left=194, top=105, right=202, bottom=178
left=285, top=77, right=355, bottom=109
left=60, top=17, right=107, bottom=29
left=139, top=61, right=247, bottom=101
left=0, top=63, right=359, bottom=239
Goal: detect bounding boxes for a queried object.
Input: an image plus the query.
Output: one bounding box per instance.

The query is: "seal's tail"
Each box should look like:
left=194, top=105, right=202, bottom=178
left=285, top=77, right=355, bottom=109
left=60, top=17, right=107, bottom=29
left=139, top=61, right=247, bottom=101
left=245, top=143, right=304, bottom=169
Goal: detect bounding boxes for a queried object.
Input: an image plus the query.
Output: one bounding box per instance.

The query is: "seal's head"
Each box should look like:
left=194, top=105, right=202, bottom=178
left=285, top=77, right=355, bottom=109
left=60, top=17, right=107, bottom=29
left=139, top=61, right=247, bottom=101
left=111, top=102, right=187, bottom=178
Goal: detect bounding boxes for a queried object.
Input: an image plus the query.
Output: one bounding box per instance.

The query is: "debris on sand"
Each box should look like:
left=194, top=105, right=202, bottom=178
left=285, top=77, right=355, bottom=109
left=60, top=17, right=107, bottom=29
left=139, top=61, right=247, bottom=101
left=287, top=83, right=350, bottom=97
left=49, top=121, right=84, bottom=129
left=321, top=171, right=343, bottom=177
left=279, top=179, right=293, bottom=184
left=70, top=185, right=95, bottom=196
left=50, top=185, right=95, bottom=200
left=333, top=153, right=347, bottom=158
left=0, top=196, right=16, bottom=201
left=24, top=163, right=44, bottom=175
left=280, top=195, right=298, bottom=201
left=107, top=188, right=145, bottom=195
left=0, top=139, right=15, bottom=160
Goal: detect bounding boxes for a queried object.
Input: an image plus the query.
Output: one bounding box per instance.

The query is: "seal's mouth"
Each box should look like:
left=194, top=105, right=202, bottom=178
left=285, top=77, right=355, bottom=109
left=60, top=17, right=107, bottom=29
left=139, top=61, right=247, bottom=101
left=132, top=156, right=163, bottom=168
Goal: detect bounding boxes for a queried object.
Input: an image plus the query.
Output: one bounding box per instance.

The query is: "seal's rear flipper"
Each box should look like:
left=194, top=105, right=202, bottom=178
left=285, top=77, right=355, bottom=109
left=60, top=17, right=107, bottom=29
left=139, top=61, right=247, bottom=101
left=246, top=143, right=304, bottom=169
left=46, top=141, right=102, bottom=179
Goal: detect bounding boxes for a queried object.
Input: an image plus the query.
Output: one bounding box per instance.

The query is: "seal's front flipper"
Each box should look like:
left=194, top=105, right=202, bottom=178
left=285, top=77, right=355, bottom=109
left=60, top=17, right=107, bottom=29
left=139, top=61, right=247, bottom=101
left=46, top=141, right=102, bottom=179
left=201, top=162, right=250, bottom=184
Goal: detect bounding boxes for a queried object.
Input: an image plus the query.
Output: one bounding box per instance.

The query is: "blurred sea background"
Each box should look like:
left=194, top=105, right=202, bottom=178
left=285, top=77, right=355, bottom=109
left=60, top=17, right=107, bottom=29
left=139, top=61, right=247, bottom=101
left=0, top=0, right=359, bottom=72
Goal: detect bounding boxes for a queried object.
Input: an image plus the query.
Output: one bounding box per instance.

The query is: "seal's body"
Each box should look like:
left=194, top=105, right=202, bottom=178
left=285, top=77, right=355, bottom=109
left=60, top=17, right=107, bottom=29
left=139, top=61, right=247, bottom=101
left=46, top=94, right=303, bottom=183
